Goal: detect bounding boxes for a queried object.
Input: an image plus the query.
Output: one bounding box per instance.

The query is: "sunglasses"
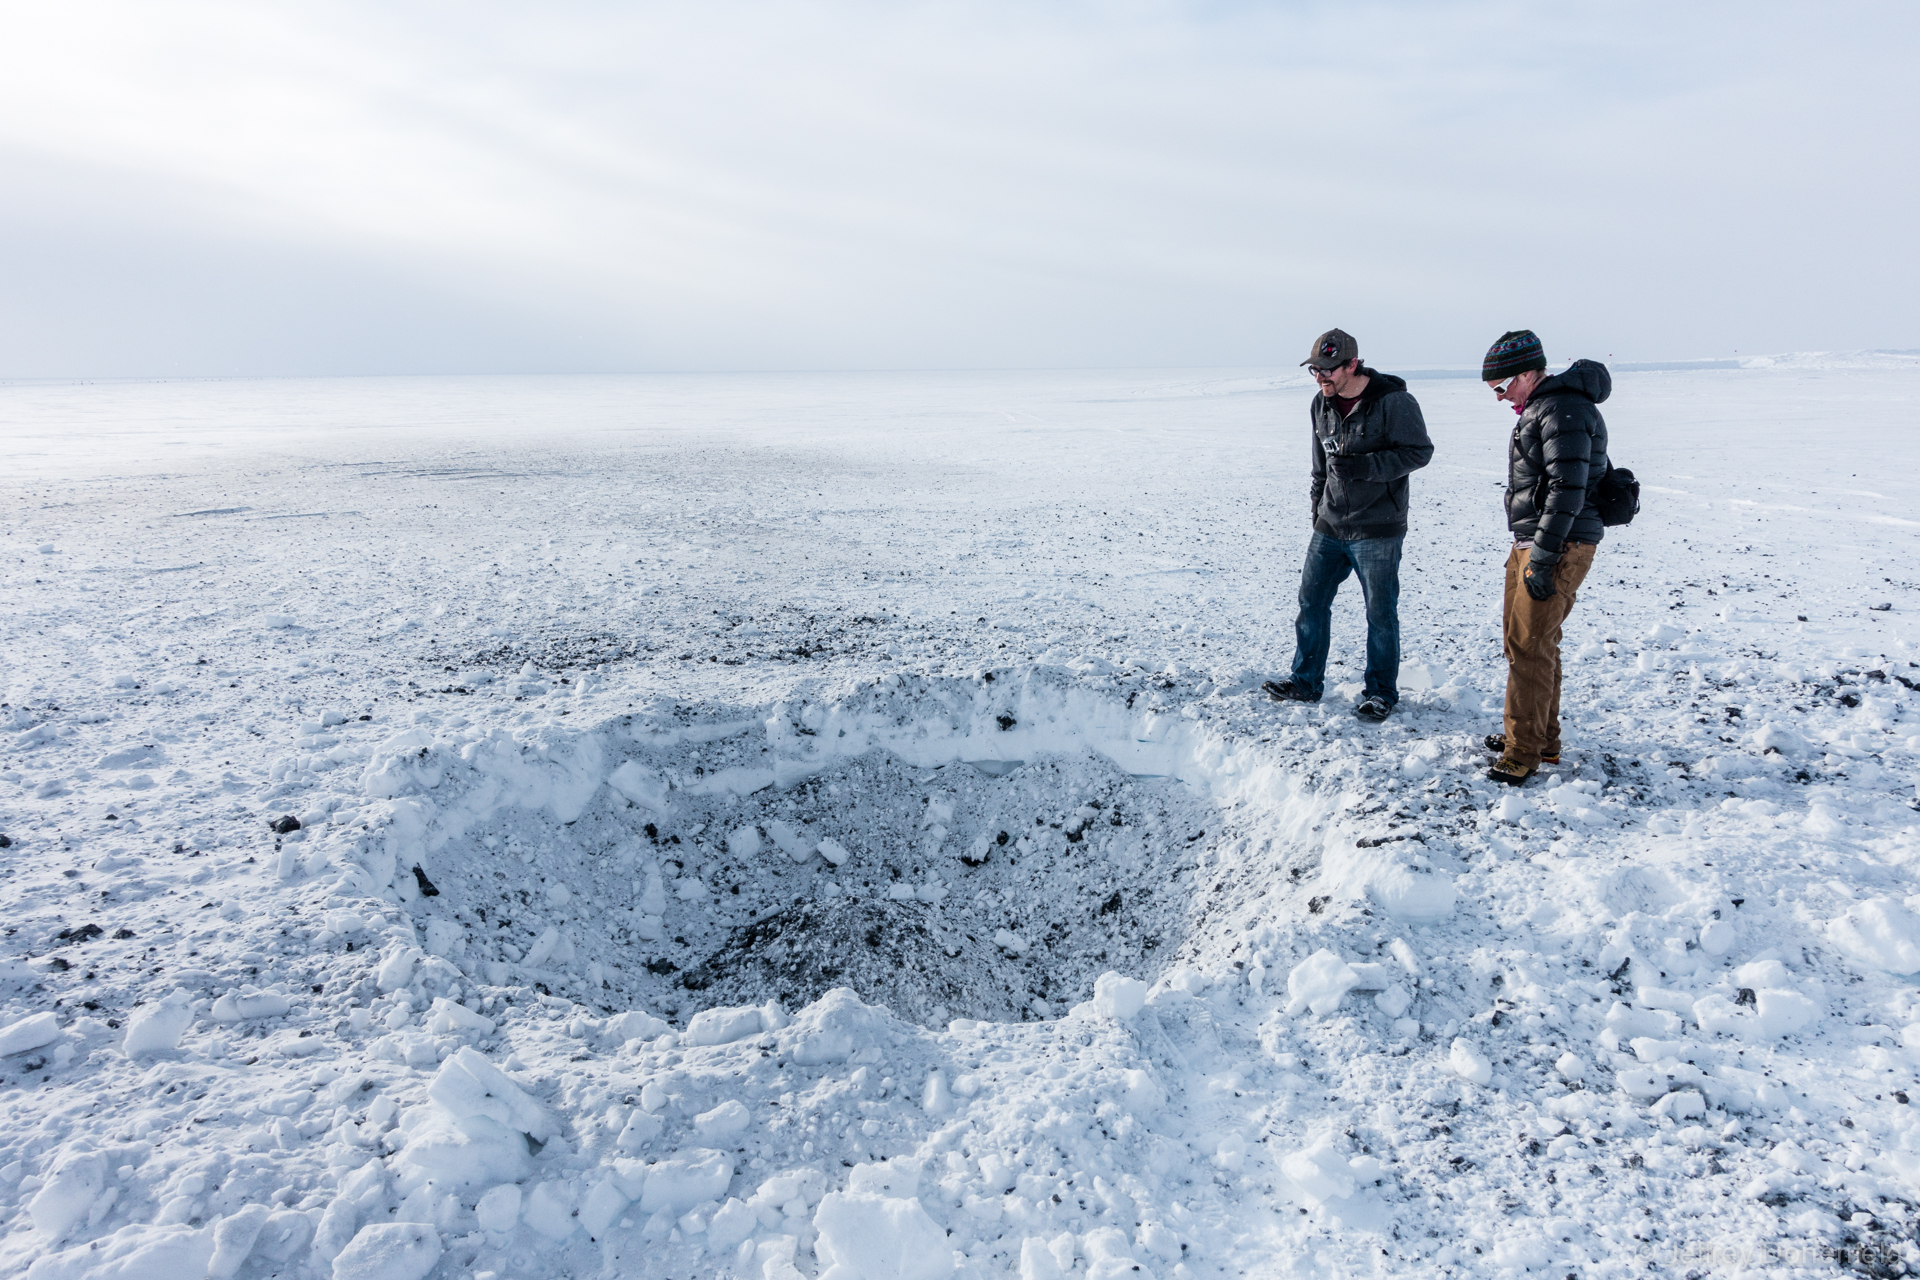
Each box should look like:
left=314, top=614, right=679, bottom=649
left=1489, top=376, right=1517, bottom=395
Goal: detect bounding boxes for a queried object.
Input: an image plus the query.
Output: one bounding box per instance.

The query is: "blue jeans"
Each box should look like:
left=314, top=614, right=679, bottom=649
left=1288, top=531, right=1404, bottom=704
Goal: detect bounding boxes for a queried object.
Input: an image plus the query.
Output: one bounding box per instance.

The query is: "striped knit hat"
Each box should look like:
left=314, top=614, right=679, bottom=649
left=1482, top=330, right=1547, bottom=381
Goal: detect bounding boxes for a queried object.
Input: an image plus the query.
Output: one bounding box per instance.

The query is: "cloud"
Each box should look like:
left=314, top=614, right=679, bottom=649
left=0, top=0, right=1914, bottom=376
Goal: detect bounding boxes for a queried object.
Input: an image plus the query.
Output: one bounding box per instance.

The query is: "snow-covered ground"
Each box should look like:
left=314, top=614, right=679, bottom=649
left=2, top=359, right=1918, bottom=1279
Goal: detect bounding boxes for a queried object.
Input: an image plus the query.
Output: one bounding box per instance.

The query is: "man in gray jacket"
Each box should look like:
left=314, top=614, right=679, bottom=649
left=1264, top=328, right=1434, bottom=722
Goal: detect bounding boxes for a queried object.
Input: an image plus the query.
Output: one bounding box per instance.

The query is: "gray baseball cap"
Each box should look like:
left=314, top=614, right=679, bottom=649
left=1301, top=328, right=1358, bottom=370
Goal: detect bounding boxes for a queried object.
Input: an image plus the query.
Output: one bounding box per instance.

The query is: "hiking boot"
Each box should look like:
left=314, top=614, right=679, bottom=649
left=1484, top=734, right=1559, bottom=765
left=1263, top=679, right=1318, bottom=704
left=1354, top=696, right=1391, bottom=723
left=1488, top=755, right=1536, bottom=786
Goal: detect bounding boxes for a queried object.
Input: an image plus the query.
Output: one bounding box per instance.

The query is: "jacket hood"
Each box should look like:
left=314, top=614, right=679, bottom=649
left=1533, top=358, right=1610, bottom=405
left=1356, top=368, right=1408, bottom=403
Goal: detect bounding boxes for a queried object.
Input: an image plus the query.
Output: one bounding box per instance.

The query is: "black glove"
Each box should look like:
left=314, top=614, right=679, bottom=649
left=1523, top=558, right=1557, bottom=601
left=1326, top=453, right=1365, bottom=480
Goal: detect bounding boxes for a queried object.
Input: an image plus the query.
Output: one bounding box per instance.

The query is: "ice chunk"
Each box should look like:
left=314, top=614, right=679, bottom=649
left=578, top=1179, right=629, bottom=1239
left=1698, top=919, right=1735, bottom=955
left=26, top=1224, right=215, bottom=1280
left=1286, top=949, right=1360, bottom=1016
left=208, top=1203, right=271, bottom=1279
left=426, top=1046, right=554, bottom=1140
left=0, top=1012, right=59, bottom=1056
left=817, top=838, right=851, bottom=866
left=848, top=1157, right=923, bottom=1199
left=813, top=1191, right=955, bottom=1280
left=474, top=1184, right=521, bottom=1234
left=522, top=1181, right=576, bottom=1239
left=1364, top=864, right=1458, bottom=922
left=1734, top=958, right=1790, bottom=989
left=123, top=989, right=194, bottom=1056
left=330, top=1222, right=441, bottom=1280
left=1088, top=972, right=1148, bottom=1021
left=786, top=988, right=890, bottom=1065
left=605, top=1009, right=670, bottom=1044
left=708, top=1198, right=756, bottom=1251
left=638, top=1149, right=734, bottom=1214
left=1556, top=1053, right=1585, bottom=1081
left=728, top=825, right=763, bottom=857
left=685, top=1005, right=767, bottom=1047
left=1281, top=1132, right=1358, bottom=1206
left=1373, top=984, right=1411, bottom=1018
left=376, top=946, right=421, bottom=992
left=1447, top=1038, right=1493, bottom=1085
left=767, top=819, right=817, bottom=863
left=523, top=928, right=561, bottom=968
left=1830, top=898, right=1920, bottom=974
left=994, top=929, right=1030, bottom=955
left=27, top=1151, right=105, bottom=1241
left=1605, top=1001, right=1683, bottom=1039
left=617, top=1109, right=664, bottom=1152
left=391, top=1110, right=533, bottom=1190
left=608, top=761, right=671, bottom=811
left=425, top=998, right=495, bottom=1037
left=1645, top=621, right=1685, bottom=644
left=1752, top=989, right=1817, bottom=1037
left=210, top=988, right=291, bottom=1022
left=694, top=1099, right=752, bottom=1138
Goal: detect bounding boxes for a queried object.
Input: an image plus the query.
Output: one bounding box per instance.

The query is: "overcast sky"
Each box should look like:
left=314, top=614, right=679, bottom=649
left=1, top=1, right=1914, bottom=378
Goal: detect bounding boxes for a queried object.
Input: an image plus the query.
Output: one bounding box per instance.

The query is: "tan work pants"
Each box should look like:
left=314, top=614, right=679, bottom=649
left=1501, top=541, right=1596, bottom=765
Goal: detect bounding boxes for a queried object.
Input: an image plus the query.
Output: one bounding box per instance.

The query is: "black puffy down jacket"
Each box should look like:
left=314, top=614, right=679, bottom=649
left=1507, top=359, right=1611, bottom=562
left=1308, top=369, right=1434, bottom=540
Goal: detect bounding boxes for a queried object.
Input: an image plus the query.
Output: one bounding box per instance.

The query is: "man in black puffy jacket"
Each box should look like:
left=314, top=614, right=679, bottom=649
left=1263, top=328, right=1433, bottom=722
left=1481, top=329, right=1611, bottom=785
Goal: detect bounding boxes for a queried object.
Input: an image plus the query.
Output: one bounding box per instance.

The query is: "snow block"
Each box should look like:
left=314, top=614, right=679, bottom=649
left=1286, top=950, right=1360, bottom=1016
left=783, top=988, right=892, bottom=1065
left=425, top=997, right=494, bottom=1037
left=1088, top=972, right=1148, bottom=1021
left=26, top=1223, right=215, bottom=1280
left=608, top=760, right=671, bottom=811
left=604, top=1008, right=670, bottom=1044
left=426, top=1046, right=555, bottom=1141
left=330, top=1222, right=441, bottom=1280
left=210, top=988, right=292, bottom=1022
left=474, top=1184, right=521, bottom=1234
left=578, top=1179, right=629, bottom=1239
left=208, top=1203, right=272, bottom=1279
left=521, top=1181, right=576, bottom=1239
left=1281, top=1132, right=1361, bottom=1206
left=685, top=1003, right=772, bottom=1047
left=1447, top=1039, right=1493, bottom=1086
left=122, top=989, right=194, bottom=1056
left=0, top=1012, right=60, bottom=1056
left=27, top=1151, right=106, bottom=1241
left=1829, top=897, right=1920, bottom=974
left=694, top=1098, right=752, bottom=1138
left=392, top=1109, right=534, bottom=1191
left=635, top=1149, right=734, bottom=1215
left=1363, top=863, right=1458, bottom=922
left=813, top=1191, right=955, bottom=1280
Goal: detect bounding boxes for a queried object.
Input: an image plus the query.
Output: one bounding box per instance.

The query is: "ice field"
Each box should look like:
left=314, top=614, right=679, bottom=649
left=3, top=356, right=1920, bottom=1278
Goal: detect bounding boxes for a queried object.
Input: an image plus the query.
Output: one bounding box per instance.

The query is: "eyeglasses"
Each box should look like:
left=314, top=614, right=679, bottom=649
left=1310, top=366, right=1342, bottom=381
left=1489, top=376, right=1516, bottom=395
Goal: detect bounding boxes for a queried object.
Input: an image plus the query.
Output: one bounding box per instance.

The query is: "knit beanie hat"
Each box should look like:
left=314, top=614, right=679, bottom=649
left=1482, top=330, right=1547, bottom=381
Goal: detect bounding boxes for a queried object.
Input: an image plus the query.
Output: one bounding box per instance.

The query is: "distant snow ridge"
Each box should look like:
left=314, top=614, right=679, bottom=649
left=1741, top=349, right=1920, bottom=370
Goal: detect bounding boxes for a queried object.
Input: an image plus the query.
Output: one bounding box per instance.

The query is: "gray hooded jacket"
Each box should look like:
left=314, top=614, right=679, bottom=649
left=1507, top=359, right=1612, bottom=564
left=1307, top=369, right=1434, bottom=540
